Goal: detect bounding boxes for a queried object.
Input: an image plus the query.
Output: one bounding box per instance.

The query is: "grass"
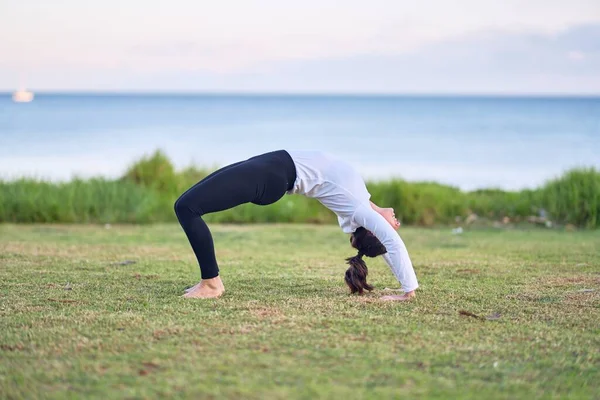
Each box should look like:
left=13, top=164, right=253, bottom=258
left=1, top=223, right=599, bottom=399
left=2, top=150, right=599, bottom=227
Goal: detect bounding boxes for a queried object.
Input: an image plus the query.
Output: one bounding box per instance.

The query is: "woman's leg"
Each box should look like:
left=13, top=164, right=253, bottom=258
left=176, top=161, right=245, bottom=204
left=175, top=162, right=259, bottom=281
left=174, top=150, right=296, bottom=298
left=179, top=163, right=249, bottom=294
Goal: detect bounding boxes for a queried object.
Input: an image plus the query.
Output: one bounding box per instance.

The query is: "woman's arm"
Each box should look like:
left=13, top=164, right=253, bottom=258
left=354, top=205, right=419, bottom=299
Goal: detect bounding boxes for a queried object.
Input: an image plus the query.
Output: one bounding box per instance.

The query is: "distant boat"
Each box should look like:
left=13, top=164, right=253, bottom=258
left=12, top=89, right=34, bottom=103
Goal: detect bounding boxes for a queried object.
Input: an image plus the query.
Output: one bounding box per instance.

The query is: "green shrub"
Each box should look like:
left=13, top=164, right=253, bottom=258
left=467, top=189, right=538, bottom=221
left=539, top=168, right=600, bottom=229
left=368, top=180, right=466, bottom=226
left=0, top=178, right=163, bottom=224
left=1, top=152, right=598, bottom=228
left=122, top=150, right=179, bottom=195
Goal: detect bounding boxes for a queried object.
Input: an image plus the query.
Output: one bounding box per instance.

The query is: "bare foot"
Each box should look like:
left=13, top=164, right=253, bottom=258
left=380, top=290, right=416, bottom=302
left=184, top=282, right=201, bottom=293
left=183, top=276, right=225, bottom=299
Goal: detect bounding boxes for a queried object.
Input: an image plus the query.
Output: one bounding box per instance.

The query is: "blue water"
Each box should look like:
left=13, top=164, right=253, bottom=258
left=1, top=94, right=599, bottom=190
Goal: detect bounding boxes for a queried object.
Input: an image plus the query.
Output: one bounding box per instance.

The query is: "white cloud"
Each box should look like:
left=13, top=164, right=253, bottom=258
left=1, top=1, right=599, bottom=90
left=567, top=50, right=586, bottom=61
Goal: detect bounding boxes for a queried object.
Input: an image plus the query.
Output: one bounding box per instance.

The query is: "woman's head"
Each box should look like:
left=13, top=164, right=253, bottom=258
left=345, top=227, right=387, bottom=294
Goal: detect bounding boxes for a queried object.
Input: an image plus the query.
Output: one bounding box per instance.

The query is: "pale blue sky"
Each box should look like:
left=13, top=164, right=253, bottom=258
left=1, top=0, right=599, bottom=93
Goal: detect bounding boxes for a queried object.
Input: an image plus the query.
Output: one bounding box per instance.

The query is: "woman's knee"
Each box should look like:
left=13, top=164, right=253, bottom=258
left=174, top=196, right=191, bottom=218
left=174, top=193, right=204, bottom=219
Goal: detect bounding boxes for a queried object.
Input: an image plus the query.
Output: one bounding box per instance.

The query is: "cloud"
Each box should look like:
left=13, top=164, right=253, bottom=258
left=2, top=23, right=599, bottom=93
left=567, top=51, right=586, bottom=61
left=224, top=23, right=600, bottom=93
left=112, top=23, right=599, bottom=94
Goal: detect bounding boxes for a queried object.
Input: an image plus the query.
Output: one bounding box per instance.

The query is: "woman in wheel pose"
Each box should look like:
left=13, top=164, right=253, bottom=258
left=175, top=150, right=418, bottom=301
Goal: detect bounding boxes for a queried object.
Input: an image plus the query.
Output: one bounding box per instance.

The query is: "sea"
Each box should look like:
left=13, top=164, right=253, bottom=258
left=1, top=94, right=599, bottom=191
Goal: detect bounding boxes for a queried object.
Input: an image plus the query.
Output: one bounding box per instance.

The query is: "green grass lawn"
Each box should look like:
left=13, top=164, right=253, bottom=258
left=1, top=224, right=598, bottom=399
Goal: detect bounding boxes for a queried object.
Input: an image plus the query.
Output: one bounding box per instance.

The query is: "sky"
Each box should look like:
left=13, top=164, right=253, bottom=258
left=1, top=0, right=600, bottom=93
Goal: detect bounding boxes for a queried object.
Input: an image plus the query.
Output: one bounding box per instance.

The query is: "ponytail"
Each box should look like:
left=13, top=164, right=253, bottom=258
left=344, top=251, right=374, bottom=294
left=345, top=227, right=386, bottom=294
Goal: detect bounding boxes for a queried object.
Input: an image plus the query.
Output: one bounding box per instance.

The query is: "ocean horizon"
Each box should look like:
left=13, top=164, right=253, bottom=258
left=1, top=93, right=599, bottom=191
left=4, top=91, right=600, bottom=97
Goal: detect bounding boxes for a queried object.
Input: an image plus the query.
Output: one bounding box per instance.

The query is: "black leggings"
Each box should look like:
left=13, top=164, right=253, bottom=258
left=174, top=150, right=297, bottom=279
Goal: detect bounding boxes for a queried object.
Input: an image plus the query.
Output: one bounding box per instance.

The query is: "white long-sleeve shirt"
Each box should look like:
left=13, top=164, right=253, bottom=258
left=286, top=150, right=419, bottom=292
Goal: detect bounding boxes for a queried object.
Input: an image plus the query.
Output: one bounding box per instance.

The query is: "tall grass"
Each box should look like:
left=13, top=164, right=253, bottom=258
left=467, top=189, right=539, bottom=221
left=539, top=168, right=600, bottom=229
left=368, top=180, right=466, bottom=225
left=1, top=151, right=598, bottom=228
left=0, top=178, right=163, bottom=223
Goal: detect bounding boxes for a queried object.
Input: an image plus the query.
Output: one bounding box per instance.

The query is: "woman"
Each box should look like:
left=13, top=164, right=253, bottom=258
left=175, top=150, right=418, bottom=301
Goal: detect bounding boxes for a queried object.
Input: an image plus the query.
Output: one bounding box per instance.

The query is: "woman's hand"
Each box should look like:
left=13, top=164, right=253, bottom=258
left=370, top=202, right=401, bottom=230
left=380, top=291, right=415, bottom=301
left=381, top=208, right=401, bottom=230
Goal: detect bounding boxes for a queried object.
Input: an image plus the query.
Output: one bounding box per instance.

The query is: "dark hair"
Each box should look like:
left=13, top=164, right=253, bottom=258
left=345, top=227, right=387, bottom=294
